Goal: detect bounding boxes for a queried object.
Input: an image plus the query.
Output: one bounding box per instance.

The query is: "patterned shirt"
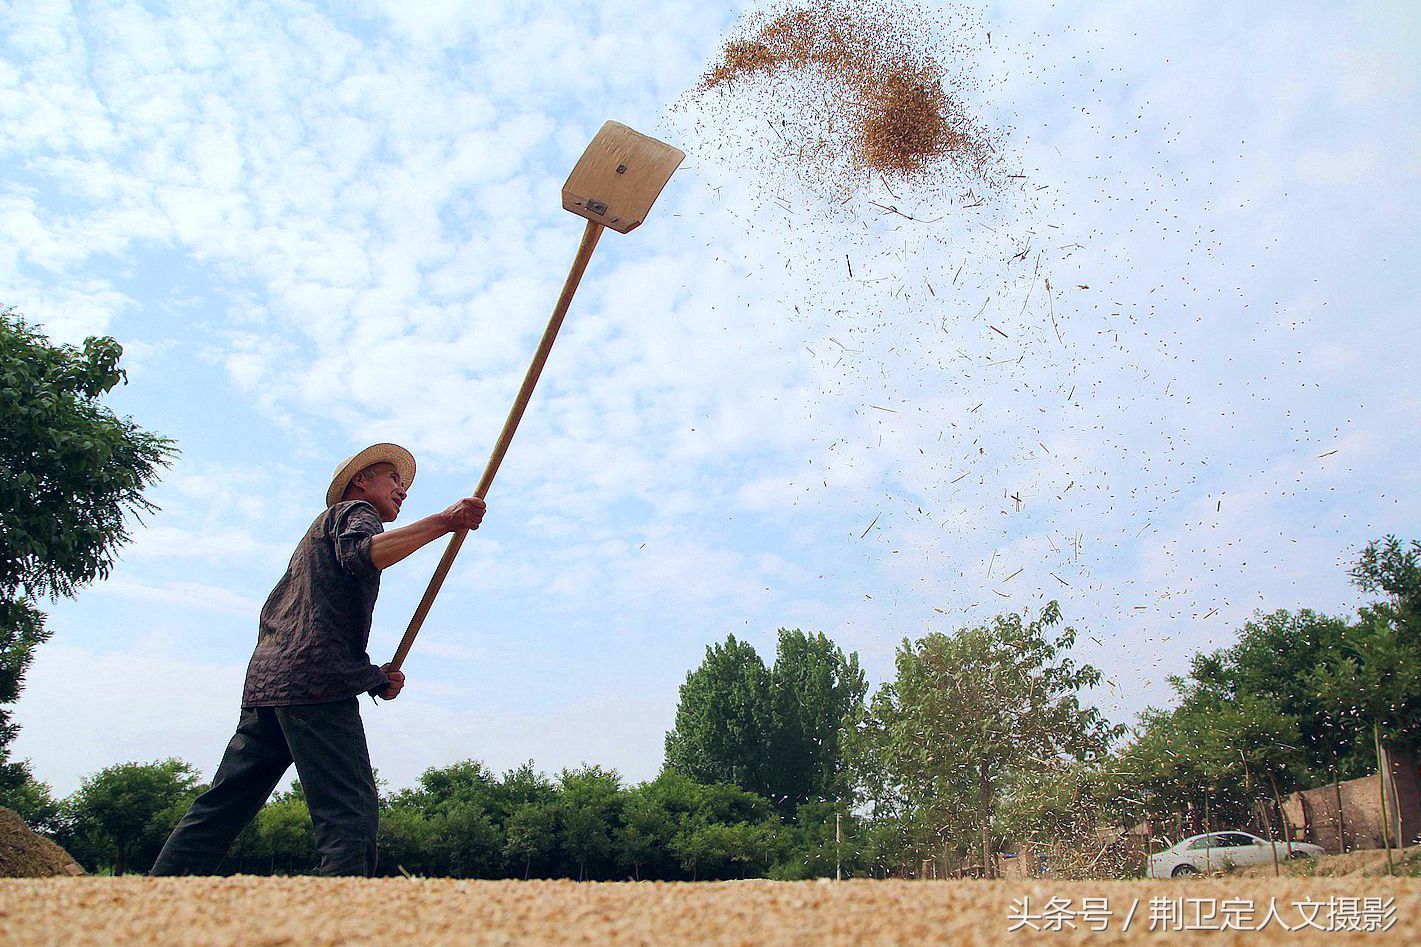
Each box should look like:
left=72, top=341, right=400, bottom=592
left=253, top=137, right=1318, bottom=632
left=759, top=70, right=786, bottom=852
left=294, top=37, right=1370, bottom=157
left=241, top=500, right=390, bottom=706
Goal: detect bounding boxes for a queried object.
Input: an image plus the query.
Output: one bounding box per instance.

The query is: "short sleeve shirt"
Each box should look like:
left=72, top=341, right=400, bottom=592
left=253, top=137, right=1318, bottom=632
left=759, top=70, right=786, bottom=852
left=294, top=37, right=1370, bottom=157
left=241, top=500, right=389, bottom=706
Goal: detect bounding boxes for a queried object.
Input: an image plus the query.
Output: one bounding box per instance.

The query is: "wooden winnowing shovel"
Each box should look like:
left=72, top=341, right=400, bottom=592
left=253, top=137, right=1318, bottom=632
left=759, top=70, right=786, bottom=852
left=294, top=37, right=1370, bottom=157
left=388, top=121, right=685, bottom=670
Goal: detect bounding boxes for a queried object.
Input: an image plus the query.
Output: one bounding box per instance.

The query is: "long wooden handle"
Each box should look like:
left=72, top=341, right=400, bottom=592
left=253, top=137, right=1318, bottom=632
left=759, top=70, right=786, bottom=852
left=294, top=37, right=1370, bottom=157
left=388, top=219, right=605, bottom=670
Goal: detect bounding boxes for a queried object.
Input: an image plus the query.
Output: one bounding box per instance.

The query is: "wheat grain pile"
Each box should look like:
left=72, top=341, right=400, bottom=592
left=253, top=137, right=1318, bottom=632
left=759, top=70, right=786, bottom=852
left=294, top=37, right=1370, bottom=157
left=4, top=876, right=1417, bottom=945
left=0, top=808, right=84, bottom=878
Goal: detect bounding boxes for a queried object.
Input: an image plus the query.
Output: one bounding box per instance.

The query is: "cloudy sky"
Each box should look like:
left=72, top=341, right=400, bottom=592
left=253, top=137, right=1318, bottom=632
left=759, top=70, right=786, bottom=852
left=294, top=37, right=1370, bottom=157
left=6, top=0, right=1418, bottom=796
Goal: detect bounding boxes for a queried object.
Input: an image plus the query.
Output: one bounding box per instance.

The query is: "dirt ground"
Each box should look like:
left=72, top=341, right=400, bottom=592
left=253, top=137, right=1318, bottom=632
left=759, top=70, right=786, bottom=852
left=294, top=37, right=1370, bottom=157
left=2, top=876, right=1417, bottom=945
left=1233, top=845, right=1421, bottom=879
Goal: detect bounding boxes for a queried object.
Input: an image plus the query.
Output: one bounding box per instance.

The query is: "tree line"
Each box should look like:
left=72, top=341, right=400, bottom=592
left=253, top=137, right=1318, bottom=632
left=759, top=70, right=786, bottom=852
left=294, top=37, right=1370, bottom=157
left=18, top=757, right=843, bottom=880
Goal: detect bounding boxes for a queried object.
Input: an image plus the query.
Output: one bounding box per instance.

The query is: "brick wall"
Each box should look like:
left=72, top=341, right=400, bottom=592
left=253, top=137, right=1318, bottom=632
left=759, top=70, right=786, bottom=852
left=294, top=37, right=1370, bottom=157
left=1281, top=750, right=1421, bottom=853
left=1282, top=776, right=1383, bottom=852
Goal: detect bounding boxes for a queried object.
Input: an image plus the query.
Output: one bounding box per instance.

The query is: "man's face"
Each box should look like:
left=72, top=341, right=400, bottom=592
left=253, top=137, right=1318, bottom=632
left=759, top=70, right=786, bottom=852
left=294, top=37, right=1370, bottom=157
left=352, top=463, right=406, bottom=522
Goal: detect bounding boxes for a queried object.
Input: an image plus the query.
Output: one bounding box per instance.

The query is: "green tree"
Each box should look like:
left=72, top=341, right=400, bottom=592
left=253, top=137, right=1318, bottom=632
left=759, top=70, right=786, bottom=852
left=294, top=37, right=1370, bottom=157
left=1351, top=537, right=1421, bottom=625
left=398, top=760, right=504, bottom=877
left=1314, top=538, right=1421, bottom=760
left=433, top=802, right=503, bottom=878
left=1329, top=537, right=1421, bottom=746
left=664, top=635, right=772, bottom=795
left=615, top=784, right=676, bottom=880
left=1312, top=619, right=1421, bottom=747
left=1110, top=689, right=1304, bottom=845
left=614, top=771, right=723, bottom=881
left=666, top=776, right=786, bottom=880
left=1187, top=609, right=1366, bottom=781
left=504, top=801, right=558, bottom=879
left=848, top=603, right=1119, bottom=877
left=664, top=630, right=867, bottom=813
left=766, top=629, right=867, bottom=814
left=770, top=800, right=864, bottom=880
left=557, top=765, right=622, bottom=880
left=377, top=794, right=436, bottom=877
left=415, top=759, right=500, bottom=810
left=672, top=819, right=780, bottom=880
left=0, top=601, right=49, bottom=811
left=494, top=762, right=558, bottom=878
left=0, top=762, right=60, bottom=833
left=60, top=759, right=201, bottom=874
left=0, top=310, right=175, bottom=807
left=489, top=761, right=556, bottom=819
left=1109, top=699, right=1211, bottom=834
left=853, top=817, right=916, bottom=878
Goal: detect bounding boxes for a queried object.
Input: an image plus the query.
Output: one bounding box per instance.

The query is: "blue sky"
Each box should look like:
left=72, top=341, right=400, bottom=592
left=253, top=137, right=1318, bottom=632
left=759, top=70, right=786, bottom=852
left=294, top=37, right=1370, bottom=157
left=5, top=1, right=1419, bottom=796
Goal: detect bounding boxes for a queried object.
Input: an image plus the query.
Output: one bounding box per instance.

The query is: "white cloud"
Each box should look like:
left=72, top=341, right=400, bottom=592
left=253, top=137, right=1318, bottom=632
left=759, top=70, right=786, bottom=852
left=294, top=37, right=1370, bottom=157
left=91, top=578, right=262, bottom=616
left=120, top=525, right=286, bottom=567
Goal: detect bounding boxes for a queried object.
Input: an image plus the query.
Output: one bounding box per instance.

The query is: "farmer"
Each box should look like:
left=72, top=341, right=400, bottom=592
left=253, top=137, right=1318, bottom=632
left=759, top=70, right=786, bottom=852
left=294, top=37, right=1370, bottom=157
left=150, top=443, right=486, bottom=876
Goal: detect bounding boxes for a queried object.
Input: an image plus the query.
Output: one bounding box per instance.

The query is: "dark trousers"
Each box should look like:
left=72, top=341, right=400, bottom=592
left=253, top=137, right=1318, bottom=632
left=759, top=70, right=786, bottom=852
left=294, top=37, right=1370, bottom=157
left=149, top=697, right=379, bottom=877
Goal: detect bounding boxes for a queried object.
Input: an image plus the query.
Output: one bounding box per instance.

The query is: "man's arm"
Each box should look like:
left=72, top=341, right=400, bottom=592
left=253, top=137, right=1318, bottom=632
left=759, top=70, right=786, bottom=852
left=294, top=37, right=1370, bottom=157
left=369, top=497, right=485, bottom=570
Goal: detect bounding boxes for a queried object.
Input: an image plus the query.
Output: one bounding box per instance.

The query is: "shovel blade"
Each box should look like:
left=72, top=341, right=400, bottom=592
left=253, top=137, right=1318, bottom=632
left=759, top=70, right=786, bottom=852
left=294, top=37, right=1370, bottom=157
left=563, top=121, right=685, bottom=234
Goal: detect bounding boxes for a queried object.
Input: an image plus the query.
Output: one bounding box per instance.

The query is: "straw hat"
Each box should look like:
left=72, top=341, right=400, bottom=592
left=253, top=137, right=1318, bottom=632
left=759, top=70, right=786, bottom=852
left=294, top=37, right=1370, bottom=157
left=325, top=443, right=417, bottom=508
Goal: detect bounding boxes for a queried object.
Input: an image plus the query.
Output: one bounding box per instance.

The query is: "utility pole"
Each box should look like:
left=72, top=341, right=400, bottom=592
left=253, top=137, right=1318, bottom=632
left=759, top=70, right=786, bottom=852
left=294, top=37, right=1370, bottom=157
left=836, top=812, right=842, bottom=881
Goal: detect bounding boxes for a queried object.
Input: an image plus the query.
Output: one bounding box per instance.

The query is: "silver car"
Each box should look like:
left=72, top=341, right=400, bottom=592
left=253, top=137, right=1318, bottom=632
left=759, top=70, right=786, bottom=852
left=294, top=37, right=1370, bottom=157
left=1145, top=831, right=1325, bottom=878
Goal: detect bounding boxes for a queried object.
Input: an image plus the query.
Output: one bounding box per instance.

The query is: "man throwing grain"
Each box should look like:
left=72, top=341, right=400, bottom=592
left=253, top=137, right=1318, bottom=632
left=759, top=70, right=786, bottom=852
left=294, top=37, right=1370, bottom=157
left=150, top=443, right=485, bottom=877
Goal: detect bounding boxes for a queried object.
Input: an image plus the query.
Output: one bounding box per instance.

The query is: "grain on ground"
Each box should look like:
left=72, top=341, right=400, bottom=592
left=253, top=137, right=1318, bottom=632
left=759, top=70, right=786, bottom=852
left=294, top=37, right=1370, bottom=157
left=3, top=876, right=1417, bottom=945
